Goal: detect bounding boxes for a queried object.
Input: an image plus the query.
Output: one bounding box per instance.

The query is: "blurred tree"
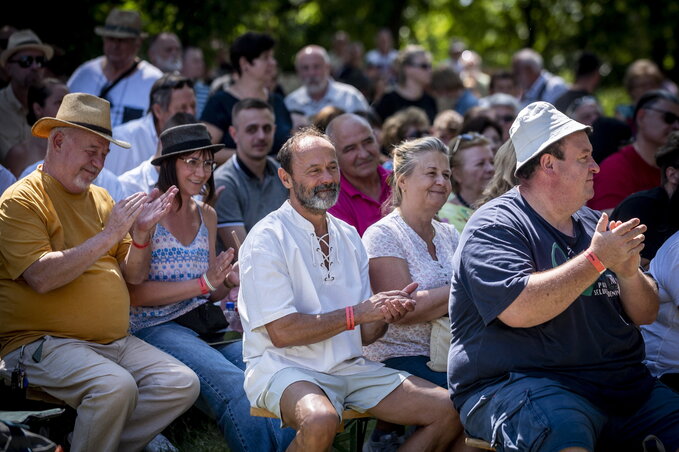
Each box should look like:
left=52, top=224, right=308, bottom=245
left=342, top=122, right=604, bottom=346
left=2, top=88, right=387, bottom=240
left=3, top=0, right=678, bottom=96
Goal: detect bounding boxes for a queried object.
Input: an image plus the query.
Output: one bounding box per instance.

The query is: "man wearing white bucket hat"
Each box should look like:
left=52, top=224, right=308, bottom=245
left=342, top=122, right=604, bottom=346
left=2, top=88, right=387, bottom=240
left=448, top=102, right=679, bottom=450
left=0, top=92, right=200, bottom=452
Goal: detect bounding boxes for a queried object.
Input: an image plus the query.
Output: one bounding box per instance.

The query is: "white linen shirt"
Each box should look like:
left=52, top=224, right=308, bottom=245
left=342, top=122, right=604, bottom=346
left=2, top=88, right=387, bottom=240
left=239, top=201, right=384, bottom=405
left=106, top=113, right=158, bottom=176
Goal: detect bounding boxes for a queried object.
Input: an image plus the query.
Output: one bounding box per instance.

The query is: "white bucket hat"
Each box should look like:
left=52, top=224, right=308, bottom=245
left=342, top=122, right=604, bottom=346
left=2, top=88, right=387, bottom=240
left=510, top=101, right=591, bottom=175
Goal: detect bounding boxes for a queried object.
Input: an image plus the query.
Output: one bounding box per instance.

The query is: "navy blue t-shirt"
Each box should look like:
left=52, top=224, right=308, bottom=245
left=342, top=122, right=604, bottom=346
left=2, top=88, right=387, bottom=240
left=448, top=187, right=654, bottom=414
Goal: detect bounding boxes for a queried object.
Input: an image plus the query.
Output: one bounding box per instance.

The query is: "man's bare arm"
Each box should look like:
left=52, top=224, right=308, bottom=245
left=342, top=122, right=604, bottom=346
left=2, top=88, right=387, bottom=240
left=265, top=283, right=417, bottom=348
left=499, top=214, right=653, bottom=328
left=23, top=192, right=150, bottom=293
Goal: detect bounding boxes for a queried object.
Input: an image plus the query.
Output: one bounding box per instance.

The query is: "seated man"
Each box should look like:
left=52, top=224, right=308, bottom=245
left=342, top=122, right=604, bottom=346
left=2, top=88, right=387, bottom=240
left=449, top=101, right=679, bottom=450
left=612, top=130, right=679, bottom=268
left=326, top=113, right=391, bottom=236
left=589, top=90, right=679, bottom=213
left=284, top=45, right=370, bottom=118
left=214, top=98, right=288, bottom=252
left=238, top=128, right=463, bottom=451
left=0, top=93, right=199, bottom=452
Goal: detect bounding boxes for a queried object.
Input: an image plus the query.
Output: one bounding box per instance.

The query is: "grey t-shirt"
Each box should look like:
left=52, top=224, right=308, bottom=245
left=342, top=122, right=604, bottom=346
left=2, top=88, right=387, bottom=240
left=448, top=187, right=654, bottom=414
left=214, top=156, right=288, bottom=248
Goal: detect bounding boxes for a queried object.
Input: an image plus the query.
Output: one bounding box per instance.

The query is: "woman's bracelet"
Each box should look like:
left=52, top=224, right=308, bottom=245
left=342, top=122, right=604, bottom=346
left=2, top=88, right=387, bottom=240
left=131, top=238, right=150, bottom=249
left=202, top=273, right=217, bottom=292
left=198, top=275, right=210, bottom=295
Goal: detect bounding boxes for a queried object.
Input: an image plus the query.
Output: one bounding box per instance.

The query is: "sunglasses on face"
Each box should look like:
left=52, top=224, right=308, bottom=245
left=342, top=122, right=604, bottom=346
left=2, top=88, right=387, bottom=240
left=405, top=129, right=430, bottom=139
left=8, top=55, right=46, bottom=68
left=180, top=157, right=217, bottom=173
left=645, top=107, right=679, bottom=126
left=408, top=62, right=432, bottom=70
left=152, top=78, right=194, bottom=96
left=497, top=115, right=515, bottom=123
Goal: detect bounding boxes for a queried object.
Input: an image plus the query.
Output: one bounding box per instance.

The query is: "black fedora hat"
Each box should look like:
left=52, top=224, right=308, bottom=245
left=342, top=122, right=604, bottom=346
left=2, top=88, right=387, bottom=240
left=151, top=123, right=224, bottom=165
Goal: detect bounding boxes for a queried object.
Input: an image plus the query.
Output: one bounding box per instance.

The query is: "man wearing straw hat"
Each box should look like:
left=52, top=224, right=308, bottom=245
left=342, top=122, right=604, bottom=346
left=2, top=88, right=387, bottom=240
left=0, top=92, right=200, bottom=452
left=68, top=8, right=163, bottom=128
left=0, top=29, right=53, bottom=162
left=448, top=101, right=679, bottom=451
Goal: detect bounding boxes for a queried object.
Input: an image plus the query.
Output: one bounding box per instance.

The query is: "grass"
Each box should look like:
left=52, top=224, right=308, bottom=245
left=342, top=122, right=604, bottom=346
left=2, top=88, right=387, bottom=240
left=164, top=406, right=229, bottom=452
left=162, top=405, right=377, bottom=452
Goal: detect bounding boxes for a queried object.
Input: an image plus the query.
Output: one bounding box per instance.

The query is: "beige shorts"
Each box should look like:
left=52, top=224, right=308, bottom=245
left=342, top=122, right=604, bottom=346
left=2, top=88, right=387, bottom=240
left=258, top=364, right=410, bottom=426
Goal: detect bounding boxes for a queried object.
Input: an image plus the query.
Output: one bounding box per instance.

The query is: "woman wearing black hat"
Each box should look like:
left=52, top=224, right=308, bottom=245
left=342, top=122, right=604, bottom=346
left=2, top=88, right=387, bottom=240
left=127, top=123, right=294, bottom=451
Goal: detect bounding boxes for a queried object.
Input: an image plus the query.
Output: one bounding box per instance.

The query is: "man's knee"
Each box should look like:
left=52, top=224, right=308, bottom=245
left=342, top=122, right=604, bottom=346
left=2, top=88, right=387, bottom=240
left=296, top=407, right=340, bottom=447
left=79, top=370, right=139, bottom=415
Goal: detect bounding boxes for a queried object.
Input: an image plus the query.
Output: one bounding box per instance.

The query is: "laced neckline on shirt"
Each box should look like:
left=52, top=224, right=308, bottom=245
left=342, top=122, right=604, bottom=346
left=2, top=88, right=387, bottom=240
left=313, top=231, right=335, bottom=281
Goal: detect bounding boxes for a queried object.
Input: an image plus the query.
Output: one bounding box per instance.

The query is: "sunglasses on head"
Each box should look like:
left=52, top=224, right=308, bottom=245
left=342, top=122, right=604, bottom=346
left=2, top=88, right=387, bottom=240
left=450, top=132, right=485, bottom=154
left=8, top=55, right=46, bottom=68
left=644, top=107, right=679, bottom=126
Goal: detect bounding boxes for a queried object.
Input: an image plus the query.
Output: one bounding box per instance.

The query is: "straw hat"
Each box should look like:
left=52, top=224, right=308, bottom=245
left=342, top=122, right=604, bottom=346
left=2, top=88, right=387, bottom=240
left=32, top=93, right=131, bottom=148
left=95, top=9, right=147, bottom=39
left=0, top=29, right=53, bottom=67
left=510, top=101, right=590, bottom=175
left=151, top=124, right=224, bottom=165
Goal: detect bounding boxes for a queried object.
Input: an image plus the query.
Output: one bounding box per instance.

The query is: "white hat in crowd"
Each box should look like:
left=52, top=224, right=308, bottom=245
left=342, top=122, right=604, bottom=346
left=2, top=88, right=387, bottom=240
left=510, top=101, right=591, bottom=175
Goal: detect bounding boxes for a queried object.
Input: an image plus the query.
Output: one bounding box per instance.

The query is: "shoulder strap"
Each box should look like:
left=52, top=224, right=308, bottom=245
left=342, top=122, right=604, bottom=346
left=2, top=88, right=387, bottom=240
left=99, top=59, right=140, bottom=100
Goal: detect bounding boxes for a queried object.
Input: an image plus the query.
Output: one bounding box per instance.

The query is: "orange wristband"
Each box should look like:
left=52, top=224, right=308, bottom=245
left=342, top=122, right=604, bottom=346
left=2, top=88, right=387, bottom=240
left=198, top=276, right=210, bottom=295
left=585, top=250, right=606, bottom=274
left=345, top=306, right=355, bottom=330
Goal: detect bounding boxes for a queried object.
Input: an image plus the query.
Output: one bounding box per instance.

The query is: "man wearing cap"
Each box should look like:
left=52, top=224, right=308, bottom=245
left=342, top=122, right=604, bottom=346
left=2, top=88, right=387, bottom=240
left=68, top=8, right=163, bottom=128
left=0, top=29, right=52, bottom=163
left=448, top=101, right=679, bottom=450
left=0, top=92, right=200, bottom=452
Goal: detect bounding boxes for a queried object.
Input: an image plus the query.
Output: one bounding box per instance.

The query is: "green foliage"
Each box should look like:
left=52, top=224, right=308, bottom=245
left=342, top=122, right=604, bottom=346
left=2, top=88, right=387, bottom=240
left=5, top=0, right=679, bottom=97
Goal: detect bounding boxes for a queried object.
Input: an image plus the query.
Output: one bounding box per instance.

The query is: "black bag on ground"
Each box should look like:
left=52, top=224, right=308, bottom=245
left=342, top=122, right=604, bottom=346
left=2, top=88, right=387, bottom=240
left=173, top=302, right=228, bottom=342
left=0, top=420, right=57, bottom=452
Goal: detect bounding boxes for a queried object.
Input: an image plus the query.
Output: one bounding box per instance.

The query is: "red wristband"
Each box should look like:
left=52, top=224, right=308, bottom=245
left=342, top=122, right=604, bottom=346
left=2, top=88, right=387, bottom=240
left=345, top=306, right=355, bottom=330
left=131, top=239, right=150, bottom=249
left=585, top=250, right=606, bottom=274
left=198, top=276, right=210, bottom=295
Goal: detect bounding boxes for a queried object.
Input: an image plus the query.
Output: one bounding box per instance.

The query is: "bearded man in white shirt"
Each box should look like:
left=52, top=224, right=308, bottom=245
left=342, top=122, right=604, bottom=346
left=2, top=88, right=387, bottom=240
left=238, top=128, right=465, bottom=451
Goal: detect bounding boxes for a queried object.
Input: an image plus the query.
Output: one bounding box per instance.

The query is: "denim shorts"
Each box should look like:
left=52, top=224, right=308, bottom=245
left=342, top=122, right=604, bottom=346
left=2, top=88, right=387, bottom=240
left=460, top=374, right=679, bottom=452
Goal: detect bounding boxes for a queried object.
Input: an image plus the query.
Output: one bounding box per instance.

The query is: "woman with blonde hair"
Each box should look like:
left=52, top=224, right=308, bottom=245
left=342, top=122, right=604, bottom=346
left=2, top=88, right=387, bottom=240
left=361, top=136, right=465, bottom=449
left=476, top=138, right=518, bottom=207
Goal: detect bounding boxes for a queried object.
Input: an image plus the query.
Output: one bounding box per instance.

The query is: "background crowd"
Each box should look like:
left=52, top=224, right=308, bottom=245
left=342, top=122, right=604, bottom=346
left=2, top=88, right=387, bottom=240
left=2, top=3, right=679, bottom=452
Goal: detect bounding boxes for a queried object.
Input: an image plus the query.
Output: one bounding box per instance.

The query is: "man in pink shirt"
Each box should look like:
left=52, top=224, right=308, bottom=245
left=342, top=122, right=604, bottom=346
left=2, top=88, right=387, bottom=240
left=589, top=90, right=679, bottom=213
left=326, top=113, right=391, bottom=235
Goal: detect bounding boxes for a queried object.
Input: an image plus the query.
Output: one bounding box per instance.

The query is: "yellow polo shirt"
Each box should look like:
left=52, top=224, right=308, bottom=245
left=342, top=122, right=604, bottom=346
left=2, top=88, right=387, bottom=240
left=0, top=168, right=131, bottom=356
